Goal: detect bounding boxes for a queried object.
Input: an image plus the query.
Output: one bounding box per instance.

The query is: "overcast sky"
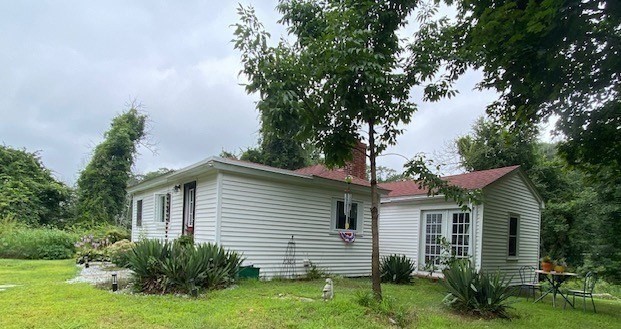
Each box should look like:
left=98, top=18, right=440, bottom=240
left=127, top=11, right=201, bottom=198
left=0, top=1, right=540, bottom=185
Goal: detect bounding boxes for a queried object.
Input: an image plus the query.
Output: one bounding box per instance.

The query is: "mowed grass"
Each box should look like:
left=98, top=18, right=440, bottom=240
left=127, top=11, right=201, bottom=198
left=1, top=259, right=620, bottom=328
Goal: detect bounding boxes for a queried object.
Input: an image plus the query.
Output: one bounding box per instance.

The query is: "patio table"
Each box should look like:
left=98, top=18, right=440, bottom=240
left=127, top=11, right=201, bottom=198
left=534, top=270, right=577, bottom=308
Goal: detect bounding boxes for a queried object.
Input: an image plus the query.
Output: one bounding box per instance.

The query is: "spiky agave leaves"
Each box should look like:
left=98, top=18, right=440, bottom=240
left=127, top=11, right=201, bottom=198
left=380, top=254, right=416, bottom=284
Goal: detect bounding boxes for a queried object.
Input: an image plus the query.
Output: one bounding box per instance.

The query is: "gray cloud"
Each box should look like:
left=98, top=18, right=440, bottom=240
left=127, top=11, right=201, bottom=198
left=0, top=1, right=500, bottom=185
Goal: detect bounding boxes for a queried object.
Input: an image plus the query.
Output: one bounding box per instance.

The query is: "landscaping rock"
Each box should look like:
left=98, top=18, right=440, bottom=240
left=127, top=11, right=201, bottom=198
left=66, top=262, right=132, bottom=285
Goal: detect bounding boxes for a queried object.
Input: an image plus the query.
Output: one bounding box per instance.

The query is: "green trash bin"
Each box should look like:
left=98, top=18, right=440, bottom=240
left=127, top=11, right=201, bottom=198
left=238, top=266, right=260, bottom=279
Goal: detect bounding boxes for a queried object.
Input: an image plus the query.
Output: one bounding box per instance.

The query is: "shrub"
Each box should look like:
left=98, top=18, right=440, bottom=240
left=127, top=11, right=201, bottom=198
left=127, top=239, right=169, bottom=293
left=0, top=221, right=77, bottom=259
left=441, top=259, right=515, bottom=319
left=74, top=234, right=112, bottom=263
left=127, top=239, right=244, bottom=294
left=304, top=261, right=327, bottom=280
left=380, top=254, right=416, bottom=284
left=107, top=239, right=134, bottom=267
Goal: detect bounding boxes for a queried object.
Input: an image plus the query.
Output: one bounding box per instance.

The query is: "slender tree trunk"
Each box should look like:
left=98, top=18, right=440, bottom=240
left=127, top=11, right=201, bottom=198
left=368, top=120, right=382, bottom=300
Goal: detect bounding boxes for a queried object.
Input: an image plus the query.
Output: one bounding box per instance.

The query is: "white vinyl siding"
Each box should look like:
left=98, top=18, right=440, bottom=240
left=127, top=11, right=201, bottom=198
left=218, top=173, right=372, bottom=279
left=378, top=202, right=419, bottom=264
left=480, top=172, right=541, bottom=284
left=192, top=174, right=218, bottom=244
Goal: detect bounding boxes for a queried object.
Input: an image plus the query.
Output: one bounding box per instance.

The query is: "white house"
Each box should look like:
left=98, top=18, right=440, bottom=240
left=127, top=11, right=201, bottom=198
left=127, top=148, right=377, bottom=279
left=128, top=146, right=543, bottom=281
left=378, top=165, right=544, bottom=283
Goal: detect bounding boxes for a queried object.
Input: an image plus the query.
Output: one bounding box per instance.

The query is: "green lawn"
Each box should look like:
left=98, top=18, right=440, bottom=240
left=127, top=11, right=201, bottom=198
left=1, top=259, right=620, bottom=328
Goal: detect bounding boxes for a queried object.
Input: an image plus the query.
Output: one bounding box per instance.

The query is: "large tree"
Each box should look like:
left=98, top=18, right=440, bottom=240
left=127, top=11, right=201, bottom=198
left=446, top=0, right=621, bottom=282
left=448, top=0, right=620, bottom=171
left=234, top=0, right=460, bottom=299
left=0, top=145, right=70, bottom=226
left=457, top=117, right=538, bottom=172
left=75, top=107, right=147, bottom=225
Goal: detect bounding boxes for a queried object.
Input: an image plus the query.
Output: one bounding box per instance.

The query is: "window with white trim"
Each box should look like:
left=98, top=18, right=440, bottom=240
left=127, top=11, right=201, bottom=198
left=332, top=199, right=361, bottom=232
left=422, top=210, right=472, bottom=268
left=508, top=215, right=519, bottom=257
left=154, top=193, right=171, bottom=222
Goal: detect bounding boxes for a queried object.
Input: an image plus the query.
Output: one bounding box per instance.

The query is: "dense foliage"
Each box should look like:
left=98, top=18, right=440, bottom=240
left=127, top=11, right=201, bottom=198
left=127, top=239, right=244, bottom=294
left=0, top=219, right=77, bottom=259
left=448, top=0, right=620, bottom=171
left=106, top=239, right=134, bottom=267
left=240, top=131, right=317, bottom=170
left=0, top=146, right=71, bottom=226
left=457, top=117, right=538, bottom=172
left=75, top=107, right=147, bottom=226
left=441, top=260, right=515, bottom=319
left=380, top=254, right=416, bottom=284
left=234, top=0, right=460, bottom=299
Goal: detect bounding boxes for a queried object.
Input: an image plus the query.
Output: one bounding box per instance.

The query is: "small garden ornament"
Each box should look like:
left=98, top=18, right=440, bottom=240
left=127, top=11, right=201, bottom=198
left=322, top=278, right=333, bottom=301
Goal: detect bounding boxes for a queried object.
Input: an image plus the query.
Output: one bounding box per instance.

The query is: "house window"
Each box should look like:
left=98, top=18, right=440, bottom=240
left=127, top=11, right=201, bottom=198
left=451, top=213, right=470, bottom=258
left=334, top=200, right=359, bottom=231
left=508, top=215, right=519, bottom=257
left=136, top=199, right=143, bottom=227
left=154, top=193, right=171, bottom=222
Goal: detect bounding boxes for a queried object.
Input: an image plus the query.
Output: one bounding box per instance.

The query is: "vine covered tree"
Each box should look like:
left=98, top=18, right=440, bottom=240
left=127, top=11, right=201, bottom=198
left=0, top=145, right=70, bottom=226
left=234, top=0, right=461, bottom=299
left=75, top=107, right=147, bottom=225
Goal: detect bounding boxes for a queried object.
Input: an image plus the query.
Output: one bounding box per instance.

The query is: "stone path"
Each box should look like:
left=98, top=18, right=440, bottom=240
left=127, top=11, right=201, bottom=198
left=66, top=262, right=133, bottom=285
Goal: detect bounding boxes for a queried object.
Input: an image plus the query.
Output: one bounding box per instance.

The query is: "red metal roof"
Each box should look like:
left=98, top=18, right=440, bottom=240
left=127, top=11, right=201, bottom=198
left=294, top=164, right=372, bottom=187
left=379, top=165, right=520, bottom=198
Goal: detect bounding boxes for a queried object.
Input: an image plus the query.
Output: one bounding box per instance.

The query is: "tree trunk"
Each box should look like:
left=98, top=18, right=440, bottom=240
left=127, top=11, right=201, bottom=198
left=368, top=120, right=382, bottom=300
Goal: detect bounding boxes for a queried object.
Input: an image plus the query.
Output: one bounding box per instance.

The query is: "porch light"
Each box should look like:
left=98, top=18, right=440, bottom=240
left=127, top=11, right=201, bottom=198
left=111, top=273, right=118, bottom=292
left=173, top=184, right=181, bottom=193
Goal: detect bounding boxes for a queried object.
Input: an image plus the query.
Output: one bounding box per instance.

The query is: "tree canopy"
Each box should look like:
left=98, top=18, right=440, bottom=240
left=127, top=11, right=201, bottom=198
left=448, top=0, right=620, bottom=175
left=75, top=107, right=147, bottom=225
left=0, top=145, right=70, bottom=226
left=234, top=0, right=462, bottom=299
left=456, top=117, right=538, bottom=172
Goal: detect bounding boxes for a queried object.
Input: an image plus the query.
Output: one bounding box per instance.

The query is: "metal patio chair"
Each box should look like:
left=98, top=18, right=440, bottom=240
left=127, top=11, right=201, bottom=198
left=519, top=265, right=542, bottom=301
left=564, top=271, right=597, bottom=312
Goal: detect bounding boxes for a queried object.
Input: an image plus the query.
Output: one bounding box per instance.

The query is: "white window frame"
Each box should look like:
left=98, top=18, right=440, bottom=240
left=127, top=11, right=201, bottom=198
left=420, top=209, right=472, bottom=269
left=507, top=213, right=520, bottom=259
left=330, top=198, right=363, bottom=234
left=154, top=193, right=170, bottom=223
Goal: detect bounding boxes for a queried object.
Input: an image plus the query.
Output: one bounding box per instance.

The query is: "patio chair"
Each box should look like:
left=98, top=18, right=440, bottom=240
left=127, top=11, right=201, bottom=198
left=564, top=271, right=597, bottom=312
left=519, top=265, right=542, bottom=301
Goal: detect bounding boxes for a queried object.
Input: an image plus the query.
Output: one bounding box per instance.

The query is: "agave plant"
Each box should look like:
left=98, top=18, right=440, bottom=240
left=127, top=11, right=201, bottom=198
left=127, top=239, right=170, bottom=293
left=380, top=254, right=416, bottom=284
left=128, top=239, right=244, bottom=294
left=441, top=259, right=515, bottom=318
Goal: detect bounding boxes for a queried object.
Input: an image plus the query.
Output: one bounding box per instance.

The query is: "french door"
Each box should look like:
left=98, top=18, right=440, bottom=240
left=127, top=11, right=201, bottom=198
left=421, top=210, right=471, bottom=269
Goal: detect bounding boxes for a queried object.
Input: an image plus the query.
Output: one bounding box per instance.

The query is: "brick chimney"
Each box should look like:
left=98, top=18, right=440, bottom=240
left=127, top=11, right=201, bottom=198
left=345, top=141, right=367, bottom=180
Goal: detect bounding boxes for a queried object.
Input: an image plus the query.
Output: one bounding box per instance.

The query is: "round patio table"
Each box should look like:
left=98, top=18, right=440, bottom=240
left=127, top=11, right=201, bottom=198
left=534, top=270, right=577, bottom=308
